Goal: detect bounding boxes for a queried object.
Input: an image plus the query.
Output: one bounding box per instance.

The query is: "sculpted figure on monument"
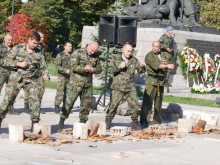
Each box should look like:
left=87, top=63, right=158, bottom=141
left=124, top=0, right=169, bottom=21
left=124, top=0, right=201, bottom=26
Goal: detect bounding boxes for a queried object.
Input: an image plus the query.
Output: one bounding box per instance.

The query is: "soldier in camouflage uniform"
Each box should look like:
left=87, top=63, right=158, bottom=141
left=140, top=41, right=174, bottom=129
left=0, top=32, right=49, bottom=131
left=24, top=31, right=49, bottom=114
left=159, top=26, right=175, bottom=87
left=57, top=42, right=102, bottom=132
left=54, top=42, right=72, bottom=114
left=0, top=34, right=18, bottom=115
left=105, top=44, right=146, bottom=130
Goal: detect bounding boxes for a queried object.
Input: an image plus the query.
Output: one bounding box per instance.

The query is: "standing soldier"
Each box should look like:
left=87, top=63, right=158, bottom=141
left=105, top=44, right=145, bottom=130
left=159, top=26, right=175, bottom=88
left=140, top=41, right=174, bottom=129
left=0, top=32, right=49, bottom=131
left=54, top=42, right=72, bottom=114
left=0, top=34, right=18, bottom=115
left=57, top=41, right=102, bottom=132
left=23, top=31, right=49, bottom=114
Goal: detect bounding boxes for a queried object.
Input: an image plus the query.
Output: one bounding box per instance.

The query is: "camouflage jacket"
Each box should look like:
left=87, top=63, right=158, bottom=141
left=159, top=34, right=174, bottom=54
left=0, top=44, right=49, bottom=82
left=55, top=51, right=71, bottom=77
left=145, top=51, right=167, bottom=86
left=69, top=48, right=102, bottom=87
left=0, top=42, right=13, bottom=74
left=109, top=54, right=146, bottom=92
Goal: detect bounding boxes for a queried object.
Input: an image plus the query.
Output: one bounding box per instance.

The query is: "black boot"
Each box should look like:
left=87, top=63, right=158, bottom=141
left=24, top=102, right=30, bottom=114
left=131, top=120, right=141, bottom=131
left=8, top=106, right=18, bottom=115
left=0, top=118, right=3, bottom=128
left=54, top=105, right=60, bottom=114
left=105, top=118, right=112, bottom=130
left=31, top=121, right=39, bottom=132
left=79, top=119, right=87, bottom=123
left=57, top=118, right=65, bottom=132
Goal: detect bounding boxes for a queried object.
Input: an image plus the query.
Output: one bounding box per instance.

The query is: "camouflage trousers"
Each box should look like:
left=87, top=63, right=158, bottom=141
left=106, top=90, right=139, bottom=121
left=24, top=76, right=45, bottom=103
left=60, top=84, right=92, bottom=121
left=0, top=78, right=41, bottom=121
left=140, top=85, right=164, bottom=125
left=0, top=71, right=10, bottom=93
left=54, top=75, right=69, bottom=106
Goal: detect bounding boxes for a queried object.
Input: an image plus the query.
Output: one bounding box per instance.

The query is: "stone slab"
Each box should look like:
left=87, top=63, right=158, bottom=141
left=9, top=123, right=24, bottom=142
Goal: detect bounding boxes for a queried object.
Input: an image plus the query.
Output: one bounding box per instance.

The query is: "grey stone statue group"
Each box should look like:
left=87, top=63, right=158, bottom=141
left=124, top=0, right=201, bottom=26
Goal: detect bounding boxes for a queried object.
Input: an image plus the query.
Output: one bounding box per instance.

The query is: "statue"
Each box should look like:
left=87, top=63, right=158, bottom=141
left=124, top=0, right=201, bottom=26
left=124, top=0, right=169, bottom=22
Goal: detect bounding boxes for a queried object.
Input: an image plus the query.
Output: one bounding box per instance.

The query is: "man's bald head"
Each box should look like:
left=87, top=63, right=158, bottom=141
left=4, top=34, right=13, bottom=47
left=86, top=41, right=99, bottom=56
left=122, top=43, right=133, bottom=59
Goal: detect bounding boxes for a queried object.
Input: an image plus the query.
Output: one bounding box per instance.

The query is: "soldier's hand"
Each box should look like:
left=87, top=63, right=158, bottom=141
left=139, top=61, right=145, bottom=67
left=120, top=61, right=126, bottom=68
left=168, top=64, right=174, bottom=70
left=16, top=61, right=27, bottom=68
left=43, top=75, right=49, bottom=81
left=66, top=69, right=70, bottom=74
left=167, top=48, right=171, bottom=52
left=89, top=67, right=94, bottom=73
left=162, top=59, right=167, bottom=65
left=85, top=65, right=91, bottom=72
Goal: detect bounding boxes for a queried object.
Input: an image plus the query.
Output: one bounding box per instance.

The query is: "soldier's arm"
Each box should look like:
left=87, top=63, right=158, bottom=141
left=145, top=53, right=161, bottom=71
left=70, top=50, right=87, bottom=73
left=0, top=49, right=18, bottom=68
left=55, top=54, right=68, bottom=74
left=40, top=54, right=50, bottom=77
left=93, top=58, right=102, bottom=74
left=108, top=56, right=123, bottom=74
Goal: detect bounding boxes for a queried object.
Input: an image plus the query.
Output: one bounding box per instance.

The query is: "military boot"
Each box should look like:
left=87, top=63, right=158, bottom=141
left=131, top=120, right=141, bottom=131
left=57, top=118, right=65, bottom=132
left=8, top=106, right=19, bottom=115
left=105, top=118, right=112, bottom=130
left=54, top=105, right=60, bottom=114
left=79, top=119, right=87, bottom=123
left=31, top=121, right=39, bottom=132
left=189, top=14, right=201, bottom=26
left=24, top=102, right=30, bottom=114
left=0, top=118, right=3, bottom=128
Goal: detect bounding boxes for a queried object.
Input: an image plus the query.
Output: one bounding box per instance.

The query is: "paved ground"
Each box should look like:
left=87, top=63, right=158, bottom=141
left=1, top=86, right=220, bottom=165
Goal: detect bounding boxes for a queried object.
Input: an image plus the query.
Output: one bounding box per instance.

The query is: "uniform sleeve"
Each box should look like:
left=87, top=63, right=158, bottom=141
left=159, top=35, right=168, bottom=50
left=70, top=50, right=86, bottom=73
left=55, top=54, right=68, bottom=74
left=93, top=57, right=102, bottom=74
left=135, top=59, right=146, bottom=74
left=40, top=54, right=50, bottom=77
left=0, top=48, right=18, bottom=68
left=145, top=53, right=161, bottom=71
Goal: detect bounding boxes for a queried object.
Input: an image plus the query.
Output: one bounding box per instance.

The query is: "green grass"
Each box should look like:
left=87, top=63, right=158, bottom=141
left=44, top=81, right=57, bottom=89
left=44, top=82, right=217, bottom=108
left=163, top=95, right=217, bottom=107
left=48, top=63, right=58, bottom=76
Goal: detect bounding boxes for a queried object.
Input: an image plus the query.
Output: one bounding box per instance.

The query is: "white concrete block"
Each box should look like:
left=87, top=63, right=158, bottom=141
left=204, top=125, right=220, bottom=131
left=110, top=126, right=128, bottom=136
left=217, top=115, right=220, bottom=127
left=188, top=113, right=202, bottom=124
left=9, top=123, right=24, bottom=142
left=73, top=123, right=88, bottom=140
left=97, top=122, right=106, bottom=136
left=178, top=119, right=193, bottom=133
left=33, top=123, right=51, bottom=137
left=201, top=113, right=218, bottom=126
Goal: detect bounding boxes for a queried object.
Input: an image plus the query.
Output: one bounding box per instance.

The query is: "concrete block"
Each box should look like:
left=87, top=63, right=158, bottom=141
left=33, top=123, right=51, bottom=137
left=97, top=122, right=106, bottom=136
left=201, top=113, right=218, bottom=126
left=188, top=113, right=202, bottom=124
left=73, top=123, right=88, bottom=140
left=217, top=115, right=220, bottom=127
left=110, top=126, right=128, bottom=136
left=178, top=119, right=193, bottom=133
left=204, top=125, right=220, bottom=131
left=9, top=123, right=24, bottom=142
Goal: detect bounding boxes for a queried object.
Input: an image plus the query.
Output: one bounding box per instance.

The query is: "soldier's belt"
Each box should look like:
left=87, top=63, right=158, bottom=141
left=148, top=74, right=165, bottom=81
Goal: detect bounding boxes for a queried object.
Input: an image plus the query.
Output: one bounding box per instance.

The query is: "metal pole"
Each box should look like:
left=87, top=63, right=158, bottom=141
left=10, top=0, right=15, bottom=35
